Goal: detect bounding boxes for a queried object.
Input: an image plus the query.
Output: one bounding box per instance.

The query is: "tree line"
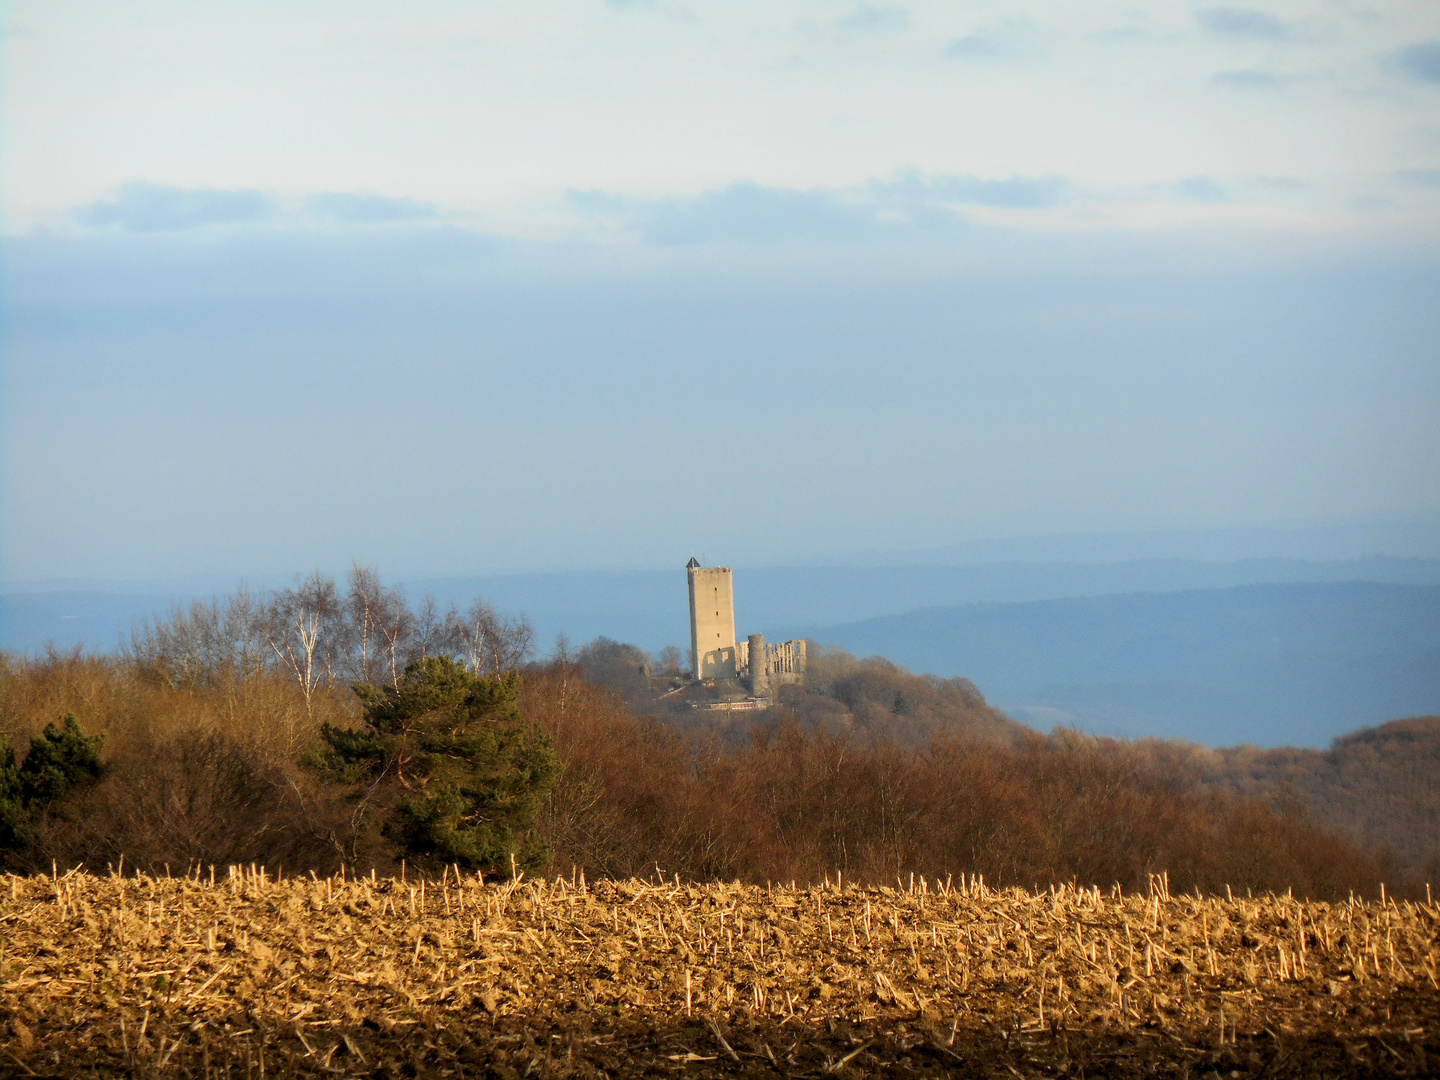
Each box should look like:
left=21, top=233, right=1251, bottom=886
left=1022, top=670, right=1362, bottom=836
left=126, top=567, right=534, bottom=709
left=0, top=570, right=1417, bottom=898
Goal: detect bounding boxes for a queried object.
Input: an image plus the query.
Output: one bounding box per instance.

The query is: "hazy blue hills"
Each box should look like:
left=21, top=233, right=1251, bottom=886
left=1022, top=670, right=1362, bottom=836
left=791, top=581, right=1440, bottom=748
left=5, top=555, right=1438, bottom=657
left=4, top=560, right=1438, bottom=750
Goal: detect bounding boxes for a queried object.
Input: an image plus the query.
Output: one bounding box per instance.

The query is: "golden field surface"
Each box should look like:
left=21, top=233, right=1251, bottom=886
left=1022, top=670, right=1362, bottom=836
left=1, top=866, right=1436, bottom=1078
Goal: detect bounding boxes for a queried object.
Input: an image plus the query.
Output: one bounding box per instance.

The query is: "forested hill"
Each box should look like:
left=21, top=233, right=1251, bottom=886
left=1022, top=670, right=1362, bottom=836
left=578, top=639, right=1440, bottom=884
left=1198, top=715, right=1440, bottom=876
left=791, top=581, right=1440, bottom=747
left=575, top=636, right=1030, bottom=748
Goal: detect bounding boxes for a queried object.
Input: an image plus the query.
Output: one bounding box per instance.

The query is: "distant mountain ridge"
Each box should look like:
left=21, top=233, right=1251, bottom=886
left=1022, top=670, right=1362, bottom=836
left=6, top=562, right=1438, bottom=751
left=790, top=581, right=1440, bottom=748
left=5, top=555, right=1438, bottom=656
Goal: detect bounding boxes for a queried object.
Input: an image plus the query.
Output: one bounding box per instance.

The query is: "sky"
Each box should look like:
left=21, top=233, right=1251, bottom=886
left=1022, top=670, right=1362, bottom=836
left=3, top=1, right=1439, bottom=582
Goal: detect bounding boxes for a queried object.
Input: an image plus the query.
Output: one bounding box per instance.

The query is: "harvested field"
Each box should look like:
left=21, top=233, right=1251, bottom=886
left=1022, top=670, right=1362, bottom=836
left=1, top=866, right=1436, bottom=1078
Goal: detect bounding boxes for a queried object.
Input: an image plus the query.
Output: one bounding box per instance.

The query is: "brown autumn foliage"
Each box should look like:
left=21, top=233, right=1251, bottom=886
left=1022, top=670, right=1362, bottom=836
left=1197, top=716, right=1440, bottom=879
left=522, top=664, right=1390, bottom=898
left=577, top=638, right=1026, bottom=749
left=0, top=638, right=1393, bottom=900
left=0, top=648, right=349, bottom=874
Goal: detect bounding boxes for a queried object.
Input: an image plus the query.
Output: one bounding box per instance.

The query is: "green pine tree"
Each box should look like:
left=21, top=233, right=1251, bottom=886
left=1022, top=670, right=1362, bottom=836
left=0, top=742, right=27, bottom=856
left=0, top=714, right=107, bottom=864
left=313, top=656, right=559, bottom=876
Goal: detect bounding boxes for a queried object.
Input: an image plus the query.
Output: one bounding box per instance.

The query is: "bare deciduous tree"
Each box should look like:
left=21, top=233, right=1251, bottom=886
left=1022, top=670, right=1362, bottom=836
left=343, top=565, right=414, bottom=688
left=127, top=586, right=270, bottom=688
left=127, top=570, right=533, bottom=708
left=410, top=595, right=448, bottom=665
left=266, top=572, right=343, bottom=717
left=373, top=592, right=416, bottom=689
left=344, top=564, right=384, bottom=686
left=448, top=599, right=534, bottom=677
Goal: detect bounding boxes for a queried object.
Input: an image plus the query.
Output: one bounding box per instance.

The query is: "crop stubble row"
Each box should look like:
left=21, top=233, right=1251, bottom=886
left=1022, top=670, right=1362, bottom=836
left=1, top=865, right=1437, bottom=1077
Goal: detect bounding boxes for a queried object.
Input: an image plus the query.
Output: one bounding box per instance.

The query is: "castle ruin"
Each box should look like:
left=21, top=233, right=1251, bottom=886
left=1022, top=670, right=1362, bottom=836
left=686, top=558, right=805, bottom=696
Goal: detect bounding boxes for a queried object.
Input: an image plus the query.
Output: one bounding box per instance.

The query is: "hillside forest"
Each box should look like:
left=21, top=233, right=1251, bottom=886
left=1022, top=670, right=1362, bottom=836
left=0, top=568, right=1433, bottom=899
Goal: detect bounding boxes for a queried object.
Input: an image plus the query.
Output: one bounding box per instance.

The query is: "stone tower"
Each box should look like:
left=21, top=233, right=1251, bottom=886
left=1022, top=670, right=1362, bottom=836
left=687, top=559, right=737, bottom=680
left=748, top=633, right=769, bottom=696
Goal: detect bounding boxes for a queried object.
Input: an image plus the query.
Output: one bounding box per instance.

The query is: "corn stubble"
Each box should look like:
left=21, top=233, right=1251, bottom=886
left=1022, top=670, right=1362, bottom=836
left=2, top=866, right=1436, bottom=1077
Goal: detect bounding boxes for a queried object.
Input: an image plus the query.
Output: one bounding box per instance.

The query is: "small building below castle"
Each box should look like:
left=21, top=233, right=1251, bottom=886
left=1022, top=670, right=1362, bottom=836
left=686, top=558, right=806, bottom=698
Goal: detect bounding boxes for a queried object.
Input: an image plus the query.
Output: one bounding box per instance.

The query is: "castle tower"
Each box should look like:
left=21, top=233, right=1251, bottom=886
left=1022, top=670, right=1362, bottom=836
left=687, top=559, right=737, bottom=680
left=748, top=633, right=769, bottom=696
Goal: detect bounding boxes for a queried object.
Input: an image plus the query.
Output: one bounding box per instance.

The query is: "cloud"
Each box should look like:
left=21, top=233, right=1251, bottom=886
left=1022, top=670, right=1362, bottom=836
left=834, top=4, right=909, bottom=35
left=1197, top=8, right=1289, bottom=40
left=304, top=193, right=440, bottom=223
left=75, top=183, right=274, bottom=232
left=568, top=172, right=1071, bottom=245
left=946, top=19, right=1041, bottom=60
left=1168, top=177, right=1231, bottom=203
left=876, top=173, right=1070, bottom=209
left=1212, top=69, right=1289, bottom=89
left=1393, top=41, right=1440, bottom=83
left=1397, top=168, right=1440, bottom=188
left=570, top=184, right=891, bottom=245
left=71, top=184, right=452, bottom=233
left=1089, top=24, right=1178, bottom=44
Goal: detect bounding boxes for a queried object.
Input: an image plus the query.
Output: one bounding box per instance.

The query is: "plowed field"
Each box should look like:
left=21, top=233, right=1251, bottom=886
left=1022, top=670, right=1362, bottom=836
left=1, top=867, right=1436, bottom=1077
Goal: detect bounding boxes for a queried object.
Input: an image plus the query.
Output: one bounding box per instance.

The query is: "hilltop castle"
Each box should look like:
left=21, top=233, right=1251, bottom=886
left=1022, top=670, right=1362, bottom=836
left=686, top=558, right=806, bottom=696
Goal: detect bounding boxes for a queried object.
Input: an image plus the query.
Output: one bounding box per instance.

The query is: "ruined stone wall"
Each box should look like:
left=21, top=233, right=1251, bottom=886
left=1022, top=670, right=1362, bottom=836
left=766, top=638, right=806, bottom=686
left=740, top=634, right=806, bottom=694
